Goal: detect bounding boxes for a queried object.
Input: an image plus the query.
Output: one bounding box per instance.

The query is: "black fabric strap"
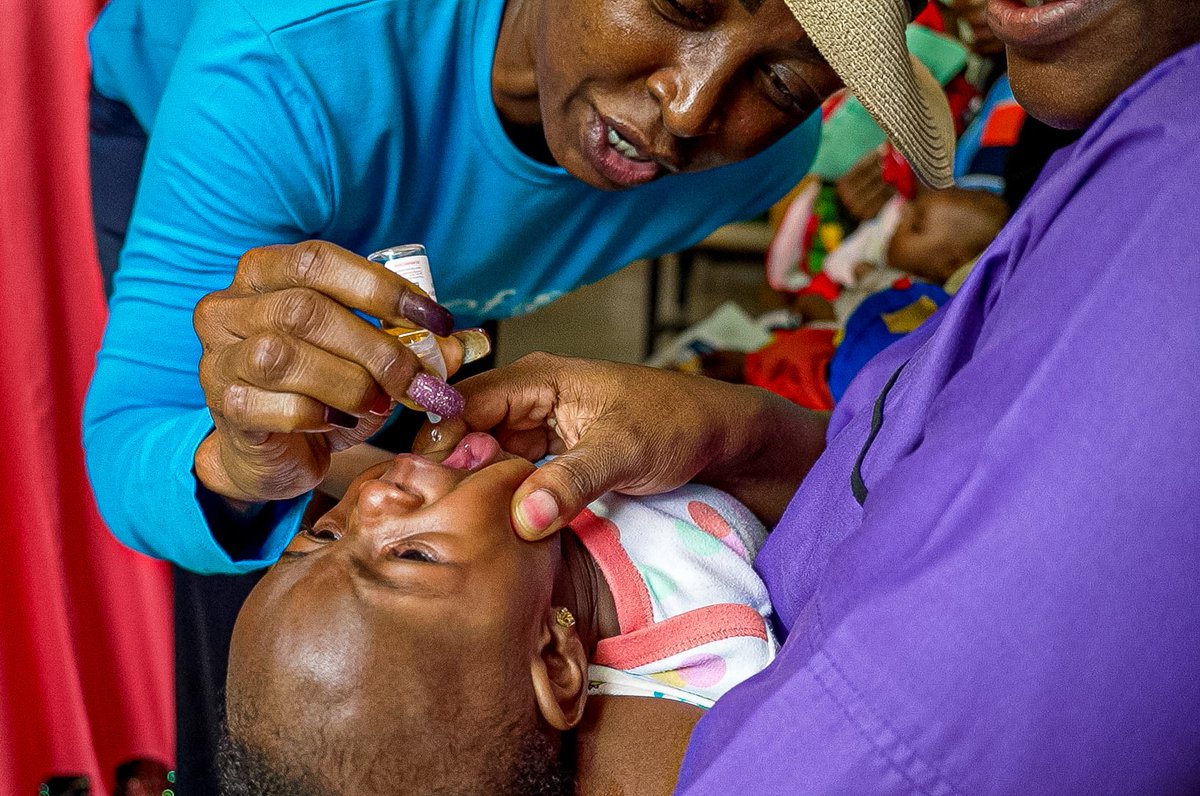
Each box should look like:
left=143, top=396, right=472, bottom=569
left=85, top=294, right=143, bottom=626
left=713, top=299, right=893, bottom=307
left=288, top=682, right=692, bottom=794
left=851, top=363, right=907, bottom=506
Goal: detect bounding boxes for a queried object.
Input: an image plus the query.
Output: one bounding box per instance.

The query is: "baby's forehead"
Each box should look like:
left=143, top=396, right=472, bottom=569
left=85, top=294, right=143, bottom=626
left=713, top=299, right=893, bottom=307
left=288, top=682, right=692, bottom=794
left=230, top=604, right=465, bottom=740
left=235, top=567, right=500, bottom=700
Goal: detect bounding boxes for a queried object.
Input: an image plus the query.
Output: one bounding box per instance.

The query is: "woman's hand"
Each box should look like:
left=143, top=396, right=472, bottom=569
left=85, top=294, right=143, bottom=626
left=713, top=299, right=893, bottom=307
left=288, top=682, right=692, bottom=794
left=193, top=240, right=471, bottom=508
left=413, top=353, right=830, bottom=539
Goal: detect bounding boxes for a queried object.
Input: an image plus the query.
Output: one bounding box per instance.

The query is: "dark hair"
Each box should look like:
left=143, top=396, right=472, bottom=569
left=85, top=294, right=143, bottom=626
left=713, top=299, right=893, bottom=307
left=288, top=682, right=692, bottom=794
left=217, top=722, right=575, bottom=796
left=217, top=734, right=329, bottom=796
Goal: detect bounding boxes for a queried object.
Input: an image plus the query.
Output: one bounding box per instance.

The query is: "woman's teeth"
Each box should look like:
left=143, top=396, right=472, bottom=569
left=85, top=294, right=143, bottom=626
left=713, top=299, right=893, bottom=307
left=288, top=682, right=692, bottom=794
left=606, top=126, right=648, bottom=161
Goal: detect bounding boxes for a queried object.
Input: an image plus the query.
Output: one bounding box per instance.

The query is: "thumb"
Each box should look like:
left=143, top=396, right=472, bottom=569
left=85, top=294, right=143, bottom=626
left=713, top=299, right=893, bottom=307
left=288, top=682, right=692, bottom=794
left=411, top=416, right=469, bottom=458
left=511, top=444, right=630, bottom=541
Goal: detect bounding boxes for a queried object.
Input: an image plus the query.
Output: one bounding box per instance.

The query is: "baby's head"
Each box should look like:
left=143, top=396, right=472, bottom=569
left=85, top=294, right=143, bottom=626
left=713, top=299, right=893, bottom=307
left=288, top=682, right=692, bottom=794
left=221, top=434, right=587, bottom=795
left=887, top=188, right=1010, bottom=284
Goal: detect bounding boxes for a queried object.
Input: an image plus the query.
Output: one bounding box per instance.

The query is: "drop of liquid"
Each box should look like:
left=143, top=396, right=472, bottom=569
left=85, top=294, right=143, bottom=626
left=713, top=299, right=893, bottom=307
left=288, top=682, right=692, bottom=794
left=429, top=426, right=442, bottom=444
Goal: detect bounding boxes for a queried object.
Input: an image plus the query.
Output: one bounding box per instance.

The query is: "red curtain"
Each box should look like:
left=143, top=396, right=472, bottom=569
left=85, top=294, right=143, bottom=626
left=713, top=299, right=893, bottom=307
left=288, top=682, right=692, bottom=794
left=0, top=1, right=174, bottom=793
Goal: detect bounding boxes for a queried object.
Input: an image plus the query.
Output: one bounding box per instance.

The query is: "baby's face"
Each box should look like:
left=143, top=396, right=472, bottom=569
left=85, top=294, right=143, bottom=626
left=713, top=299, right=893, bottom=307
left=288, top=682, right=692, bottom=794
left=887, top=190, right=1003, bottom=283
left=227, top=434, right=562, bottom=775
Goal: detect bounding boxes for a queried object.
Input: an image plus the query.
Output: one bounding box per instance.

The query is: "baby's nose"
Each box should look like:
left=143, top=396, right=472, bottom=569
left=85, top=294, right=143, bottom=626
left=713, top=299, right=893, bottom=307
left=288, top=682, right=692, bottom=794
left=355, top=478, right=427, bottom=522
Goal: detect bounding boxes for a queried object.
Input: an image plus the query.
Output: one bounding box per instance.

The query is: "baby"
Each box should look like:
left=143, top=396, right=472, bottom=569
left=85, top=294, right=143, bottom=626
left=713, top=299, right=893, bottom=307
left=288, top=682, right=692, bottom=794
left=885, top=186, right=1009, bottom=289
left=219, top=432, right=776, bottom=794
left=701, top=187, right=1009, bottom=407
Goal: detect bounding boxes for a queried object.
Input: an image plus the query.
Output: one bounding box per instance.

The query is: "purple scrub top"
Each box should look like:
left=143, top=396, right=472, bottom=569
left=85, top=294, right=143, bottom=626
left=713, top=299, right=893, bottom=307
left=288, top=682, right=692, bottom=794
left=680, top=43, right=1200, bottom=793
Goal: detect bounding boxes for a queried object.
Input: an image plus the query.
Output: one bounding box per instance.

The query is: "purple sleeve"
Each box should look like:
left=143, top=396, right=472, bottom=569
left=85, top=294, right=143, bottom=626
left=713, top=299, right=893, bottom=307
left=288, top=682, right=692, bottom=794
left=679, top=62, right=1200, bottom=792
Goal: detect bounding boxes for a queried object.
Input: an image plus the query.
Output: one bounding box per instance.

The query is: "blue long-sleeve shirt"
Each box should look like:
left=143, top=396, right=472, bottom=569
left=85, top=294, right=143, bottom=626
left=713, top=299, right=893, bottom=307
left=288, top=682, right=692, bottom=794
left=84, top=0, right=819, bottom=573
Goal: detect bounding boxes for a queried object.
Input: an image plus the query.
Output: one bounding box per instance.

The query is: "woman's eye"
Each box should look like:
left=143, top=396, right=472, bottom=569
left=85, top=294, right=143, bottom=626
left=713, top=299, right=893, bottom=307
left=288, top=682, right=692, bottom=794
left=393, top=547, right=436, bottom=564
left=662, top=0, right=712, bottom=26
left=761, top=65, right=809, bottom=113
left=302, top=525, right=340, bottom=542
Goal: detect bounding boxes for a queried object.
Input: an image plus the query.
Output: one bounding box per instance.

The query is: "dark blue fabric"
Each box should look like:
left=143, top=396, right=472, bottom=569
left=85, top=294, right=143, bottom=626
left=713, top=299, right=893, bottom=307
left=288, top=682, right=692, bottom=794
left=88, top=84, right=145, bottom=298
left=828, top=283, right=950, bottom=402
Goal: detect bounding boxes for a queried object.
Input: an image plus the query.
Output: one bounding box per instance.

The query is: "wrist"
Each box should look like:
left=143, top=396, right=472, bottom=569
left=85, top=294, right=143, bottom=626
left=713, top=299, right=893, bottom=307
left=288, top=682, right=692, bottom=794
left=195, top=432, right=298, bottom=560
left=700, top=384, right=828, bottom=526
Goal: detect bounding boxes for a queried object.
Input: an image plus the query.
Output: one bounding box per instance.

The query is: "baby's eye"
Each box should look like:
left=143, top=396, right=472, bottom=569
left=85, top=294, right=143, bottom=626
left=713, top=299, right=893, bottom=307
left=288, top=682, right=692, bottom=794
left=393, top=546, right=436, bottom=563
left=302, top=525, right=340, bottom=542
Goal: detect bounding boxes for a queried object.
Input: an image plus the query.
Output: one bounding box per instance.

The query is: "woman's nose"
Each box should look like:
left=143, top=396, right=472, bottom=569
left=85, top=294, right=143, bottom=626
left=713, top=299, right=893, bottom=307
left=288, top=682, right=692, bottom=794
left=647, top=54, right=732, bottom=139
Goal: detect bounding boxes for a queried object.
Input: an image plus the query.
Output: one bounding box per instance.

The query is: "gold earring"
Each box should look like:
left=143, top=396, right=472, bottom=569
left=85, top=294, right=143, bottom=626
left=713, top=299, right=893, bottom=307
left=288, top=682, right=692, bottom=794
left=555, top=607, right=576, bottom=628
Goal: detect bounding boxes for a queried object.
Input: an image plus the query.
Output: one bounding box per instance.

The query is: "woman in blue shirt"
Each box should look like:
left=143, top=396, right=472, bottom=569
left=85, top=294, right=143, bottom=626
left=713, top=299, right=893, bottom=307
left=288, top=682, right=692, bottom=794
left=84, top=0, right=848, bottom=571
left=84, top=0, right=952, bottom=787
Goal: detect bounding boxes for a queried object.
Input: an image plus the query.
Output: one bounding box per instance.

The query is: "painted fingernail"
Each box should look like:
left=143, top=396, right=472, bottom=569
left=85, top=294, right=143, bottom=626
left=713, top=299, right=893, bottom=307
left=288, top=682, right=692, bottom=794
left=516, top=489, right=560, bottom=535
left=453, top=328, right=492, bottom=365
left=405, top=373, right=465, bottom=419
left=398, top=291, right=454, bottom=337
left=370, top=392, right=393, bottom=416
left=324, top=407, right=359, bottom=429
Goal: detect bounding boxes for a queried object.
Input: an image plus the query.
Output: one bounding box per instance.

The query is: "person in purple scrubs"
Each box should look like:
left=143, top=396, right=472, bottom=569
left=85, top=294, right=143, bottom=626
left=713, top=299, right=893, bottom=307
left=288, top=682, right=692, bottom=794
left=421, top=0, right=1200, bottom=790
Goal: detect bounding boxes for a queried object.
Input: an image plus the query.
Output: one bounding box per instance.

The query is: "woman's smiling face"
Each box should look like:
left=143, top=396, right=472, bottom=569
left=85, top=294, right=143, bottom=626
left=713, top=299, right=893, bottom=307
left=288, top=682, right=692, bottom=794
left=511, top=0, right=842, bottom=189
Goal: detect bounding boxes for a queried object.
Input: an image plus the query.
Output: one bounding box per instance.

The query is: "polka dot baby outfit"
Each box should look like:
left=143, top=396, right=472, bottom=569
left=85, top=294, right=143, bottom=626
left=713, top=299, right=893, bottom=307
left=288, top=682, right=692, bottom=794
left=571, top=484, right=778, bottom=710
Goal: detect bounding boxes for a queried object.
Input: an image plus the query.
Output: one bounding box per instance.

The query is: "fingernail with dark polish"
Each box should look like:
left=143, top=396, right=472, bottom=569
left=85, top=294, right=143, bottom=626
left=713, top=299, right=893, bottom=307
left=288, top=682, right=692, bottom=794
left=370, top=392, right=393, bottom=416
left=324, top=407, right=359, bottom=429
left=405, top=373, right=465, bottom=419
left=399, top=292, right=454, bottom=337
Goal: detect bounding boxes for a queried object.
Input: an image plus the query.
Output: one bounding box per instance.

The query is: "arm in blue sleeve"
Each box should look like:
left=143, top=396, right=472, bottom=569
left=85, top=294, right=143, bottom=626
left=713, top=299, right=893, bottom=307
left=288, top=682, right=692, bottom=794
left=83, top=0, right=334, bottom=573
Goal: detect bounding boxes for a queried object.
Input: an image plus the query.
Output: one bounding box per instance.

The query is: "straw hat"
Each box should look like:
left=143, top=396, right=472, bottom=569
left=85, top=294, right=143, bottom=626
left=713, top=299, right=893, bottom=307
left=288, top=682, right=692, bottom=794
left=784, top=0, right=956, bottom=188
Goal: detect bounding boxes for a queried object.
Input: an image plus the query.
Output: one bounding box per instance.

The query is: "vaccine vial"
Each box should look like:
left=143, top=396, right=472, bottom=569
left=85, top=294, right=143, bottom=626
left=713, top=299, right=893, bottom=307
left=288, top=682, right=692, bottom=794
left=368, top=244, right=448, bottom=421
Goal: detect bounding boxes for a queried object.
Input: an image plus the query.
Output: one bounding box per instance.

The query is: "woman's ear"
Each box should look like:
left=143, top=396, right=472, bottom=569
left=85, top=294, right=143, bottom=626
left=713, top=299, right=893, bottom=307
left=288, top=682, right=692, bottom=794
left=529, top=607, right=589, bottom=731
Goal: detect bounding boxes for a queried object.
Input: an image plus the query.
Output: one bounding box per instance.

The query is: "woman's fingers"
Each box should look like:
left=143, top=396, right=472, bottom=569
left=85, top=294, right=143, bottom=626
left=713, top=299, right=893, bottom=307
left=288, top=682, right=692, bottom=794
left=423, top=352, right=699, bottom=540
left=449, top=327, right=492, bottom=369
left=232, top=240, right=453, bottom=335
left=510, top=436, right=646, bottom=540
left=199, top=289, right=467, bottom=415
left=196, top=424, right=330, bottom=503
left=192, top=239, right=475, bottom=505
left=230, top=335, right=386, bottom=419
left=216, top=382, right=347, bottom=434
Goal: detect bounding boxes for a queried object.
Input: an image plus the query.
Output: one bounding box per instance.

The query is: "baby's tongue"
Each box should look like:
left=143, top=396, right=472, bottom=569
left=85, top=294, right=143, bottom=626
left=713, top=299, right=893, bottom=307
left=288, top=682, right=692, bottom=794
left=441, top=432, right=502, bottom=471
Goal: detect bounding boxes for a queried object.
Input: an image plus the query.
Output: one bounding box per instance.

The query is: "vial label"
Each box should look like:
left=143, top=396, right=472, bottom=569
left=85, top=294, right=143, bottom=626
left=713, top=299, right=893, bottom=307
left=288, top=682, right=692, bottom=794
left=381, top=255, right=437, bottom=301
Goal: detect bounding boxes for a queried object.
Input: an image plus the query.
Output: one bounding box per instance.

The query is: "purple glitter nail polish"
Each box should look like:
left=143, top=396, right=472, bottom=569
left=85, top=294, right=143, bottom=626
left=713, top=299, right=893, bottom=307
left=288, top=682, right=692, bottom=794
left=405, top=373, right=465, bottom=419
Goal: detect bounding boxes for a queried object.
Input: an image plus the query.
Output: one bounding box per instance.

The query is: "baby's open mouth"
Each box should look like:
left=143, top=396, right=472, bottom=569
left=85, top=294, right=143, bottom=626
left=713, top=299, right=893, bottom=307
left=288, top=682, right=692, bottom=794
left=440, top=432, right=503, bottom=471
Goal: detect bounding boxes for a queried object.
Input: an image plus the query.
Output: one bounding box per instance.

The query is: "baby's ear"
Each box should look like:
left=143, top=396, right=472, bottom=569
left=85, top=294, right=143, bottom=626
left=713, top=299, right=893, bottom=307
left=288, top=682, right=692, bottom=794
left=529, top=607, right=589, bottom=731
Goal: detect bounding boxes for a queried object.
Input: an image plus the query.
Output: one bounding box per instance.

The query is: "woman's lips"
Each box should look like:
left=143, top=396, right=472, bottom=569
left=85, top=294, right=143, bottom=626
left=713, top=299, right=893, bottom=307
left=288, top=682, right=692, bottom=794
left=581, top=110, right=662, bottom=189
left=986, top=0, right=1117, bottom=48
left=441, top=432, right=502, bottom=471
